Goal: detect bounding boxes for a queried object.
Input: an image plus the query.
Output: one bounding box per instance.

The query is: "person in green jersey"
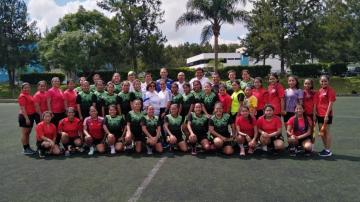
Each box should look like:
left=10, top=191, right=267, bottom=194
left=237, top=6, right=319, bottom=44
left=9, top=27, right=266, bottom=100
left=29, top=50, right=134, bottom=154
left=75, top=76, right=86, bottom=94
left=117, top=81, right=131, bottom=115
left=90, top=73, right=101, bottom=92
left=181, top=83, right=195, bottom=135
left=230, top=80, right=245, bottom=123
left=141, top=105, right=163, bottom=154
left=94, top=80, right=106, bottom=116
left=170, top=83, right=183, bottom=113
left=129, top=79, right=143, bottom=109
left=76, top=81, right=97, bottom=121
left=240, top=69, right=254, bottom=90
left=209, top=102, right=235, bottom=155
left=202, top=82, right=218, bottom=117
left=101, top=82, right=119, bottom=116
left=112, top=72, right=122, bottom=94
left=103, top=105, right=127, bottom=155
left=191, top=80, right=204, bottom=104
left=126, top=100, right=145, bottom=153
left=163, top=104, right=188, bottom=152
left=187, top=103, right=211, bottom=155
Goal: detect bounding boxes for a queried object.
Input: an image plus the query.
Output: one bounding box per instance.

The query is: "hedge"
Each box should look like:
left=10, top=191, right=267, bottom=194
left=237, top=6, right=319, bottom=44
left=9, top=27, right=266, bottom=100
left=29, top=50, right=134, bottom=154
left=329, top=63, right=348, bottom=76
left=217, top=65, right=272, bottom=79
left=290, top=64, right=326, bottom=77
left=20, top=73, right=65, bottom=85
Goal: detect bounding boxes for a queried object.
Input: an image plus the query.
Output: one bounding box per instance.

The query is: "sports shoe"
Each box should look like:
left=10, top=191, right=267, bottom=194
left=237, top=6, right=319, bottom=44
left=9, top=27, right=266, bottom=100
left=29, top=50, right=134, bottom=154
left=125, top=142, right=134, bottom=151
left=289, top=147, right=297, bottom=157
left=38, top=149, right=45, bottom=158
left=110, top=146, right=116, bottom=155
left=88, top=146, right=95, bottom=156
left=146, top=145, right=153, bottom=155
left=23, top=147, right=36, bottom=155
left=239, top=148, right=246, bottom=156
left=319, top=149, right=332, bottom=157
left=64, top=150, right=70, bottom=157
left=261, top=145, right=268, bottom=152
left=191, top=147, right=197, bottom=155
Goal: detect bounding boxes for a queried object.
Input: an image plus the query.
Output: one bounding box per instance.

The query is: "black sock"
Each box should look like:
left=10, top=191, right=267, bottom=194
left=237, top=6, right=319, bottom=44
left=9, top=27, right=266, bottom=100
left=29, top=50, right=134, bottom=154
left=23, top=144, right=30, bottom=150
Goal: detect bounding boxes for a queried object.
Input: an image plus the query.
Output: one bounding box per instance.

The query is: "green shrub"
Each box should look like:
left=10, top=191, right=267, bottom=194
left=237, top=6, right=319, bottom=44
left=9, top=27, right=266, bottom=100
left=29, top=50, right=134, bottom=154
left=20, top=73, right=65, bottom=85
left=329, top=63, right=348, bottom=76
left=290, top=64, right=325, bottom=77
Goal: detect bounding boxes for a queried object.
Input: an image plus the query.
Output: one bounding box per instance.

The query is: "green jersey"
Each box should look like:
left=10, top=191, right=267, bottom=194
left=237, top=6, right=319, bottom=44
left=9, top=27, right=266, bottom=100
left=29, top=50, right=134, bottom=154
left=104, top=115, right=126, bottom=138
left=100, top=93, right=118, bottom=115
left=90, top=84, right=96, bottom=92
left=171, top=93, right=183, bottom=105
left=140, top=115, right=160, bottom=137
left=181, top=93, right=195, bottom=116
left=129, top=90, right=143, bottom=102
left=117, top=92, right=131, bottom=115
left=191, top=90, right=205, bottom=104
left=114, top=83, right=122, bottom=94
left=188, top=112, right=208, bottom=135
left=126, top=111, right=144, bottom=136
left=203, top=92, right=218, bottom=114
left=75, top=86, right=82, bottom=94
left=164, top=114, right=183, bottom=137
left=209, top=113, right=232, bottom=138
left=94, top=90, right=107, bottom=115
left=76, top=91, right=97, bottom=118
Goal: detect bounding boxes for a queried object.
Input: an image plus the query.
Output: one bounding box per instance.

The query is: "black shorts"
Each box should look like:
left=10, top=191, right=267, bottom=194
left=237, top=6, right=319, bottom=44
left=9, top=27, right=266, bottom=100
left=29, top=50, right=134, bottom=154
left=223, top=141, right=233, bottom=147
left=169, top=132, right=184, bottom=143
left=196, top=133, right=209, bottom=143
left=134, top=133, right=146, bottom=142
left=283, top=112, right=295, bottom=123
left=18, top=113, right=40, bottom=128
left=256, top=110, right=264, bottom=119
left=36, top=141, right=47, bottom=150
left=269, top=135, right=284, bottom=147
left=93, top=138, right=104, bottom=145
left=51, top=112, right=66, bottom=127
left=297, top=136, right=312, bottom=146
left=230, top=113, right=238, bottom=124
left=66, top=136, right=82, bottom=146
left=317, top=116, right=333, bottom=124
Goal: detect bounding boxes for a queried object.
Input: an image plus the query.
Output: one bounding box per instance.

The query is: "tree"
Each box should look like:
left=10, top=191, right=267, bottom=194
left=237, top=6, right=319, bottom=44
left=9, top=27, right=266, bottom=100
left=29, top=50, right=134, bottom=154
left=38, top=6, right=112, bottom=78
left=0, top=0, right=39, bottom=87
left=176, top=0, right=247, bottom=71
left=98, top=0, right=166, bottom=72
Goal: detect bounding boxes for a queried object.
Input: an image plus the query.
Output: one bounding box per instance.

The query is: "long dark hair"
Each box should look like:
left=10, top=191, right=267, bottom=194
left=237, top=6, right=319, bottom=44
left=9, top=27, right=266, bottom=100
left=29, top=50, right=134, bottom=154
left=294, top=105, right=308, bottom=132
left=241, top=106, right=252, bottom=124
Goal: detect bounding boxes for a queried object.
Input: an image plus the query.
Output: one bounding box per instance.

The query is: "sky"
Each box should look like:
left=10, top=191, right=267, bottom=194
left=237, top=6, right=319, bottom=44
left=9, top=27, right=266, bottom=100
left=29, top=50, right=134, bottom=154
left=25, top=0, right=251, bottom=46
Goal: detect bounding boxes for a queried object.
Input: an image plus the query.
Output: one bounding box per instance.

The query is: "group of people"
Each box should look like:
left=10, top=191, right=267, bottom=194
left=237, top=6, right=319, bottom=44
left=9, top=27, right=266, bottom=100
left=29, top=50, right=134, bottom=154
left=18, top=67, right=336, bottom=158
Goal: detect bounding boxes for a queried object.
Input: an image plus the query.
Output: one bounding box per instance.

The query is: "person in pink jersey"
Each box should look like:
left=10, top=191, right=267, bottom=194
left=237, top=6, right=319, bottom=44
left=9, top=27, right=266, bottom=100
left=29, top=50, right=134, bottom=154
left=33, top=80, right=49, bottom=118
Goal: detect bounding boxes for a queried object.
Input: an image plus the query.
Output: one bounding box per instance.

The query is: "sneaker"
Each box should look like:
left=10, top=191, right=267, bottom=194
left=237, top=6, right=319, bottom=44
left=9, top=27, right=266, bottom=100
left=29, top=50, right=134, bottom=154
left=146, top=145, right=153, bottom=155
left=125, top=142, right=134, bottom=150
left=248, top=147, right=254, bottom=154
left=191, top=147, right=197, bottom=155
left=162, top=142, right=170, bottom=149
left=23, top=147, right=36, bottom=155
left=64, top=150, right=70, bottom=157
left=110, top=146, right=116, bottom=155
left=38, top=149, right=45, bottom=158
left=239, top=148, right=246, bottom=156
left=261, top=145, right=268, bottom=152
left=289, top=147, right=297, bottom=157
left=79, top=147, right=85, bottom=153
left=88, top=146, right=95, bottom=156
left=319, top=149, right=332, bottom=157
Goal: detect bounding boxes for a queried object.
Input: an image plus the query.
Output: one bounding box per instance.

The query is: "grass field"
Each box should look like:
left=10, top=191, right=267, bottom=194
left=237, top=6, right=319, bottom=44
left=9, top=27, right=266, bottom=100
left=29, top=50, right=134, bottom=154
left=0, top=97, right=359, bottom=202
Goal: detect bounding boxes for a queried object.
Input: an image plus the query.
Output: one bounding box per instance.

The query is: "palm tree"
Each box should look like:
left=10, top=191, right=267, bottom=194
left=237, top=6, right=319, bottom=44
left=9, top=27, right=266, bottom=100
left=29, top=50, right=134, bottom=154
left=176, top=0, right=247, bottom=71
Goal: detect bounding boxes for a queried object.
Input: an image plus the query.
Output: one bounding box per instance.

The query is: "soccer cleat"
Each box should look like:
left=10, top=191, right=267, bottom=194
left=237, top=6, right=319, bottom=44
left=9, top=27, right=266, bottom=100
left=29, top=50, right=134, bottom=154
left=64, top=150, right=70, bottom=157
left=319, top=149, right=332, bottom=157
left=23, top=148, right=36, bottom=155
left=261, top=145, right=268, bottom=152
left=146, top=145, right=153, bottom=155
left=191, top=147, right=197, bottom=155
left=110, top=146, right=116, bottom=155
left=88, top=146, right=95, bottom=156
left=38, top=149, right=45, bottom=158
left=289, top=147, right=297, bottom=157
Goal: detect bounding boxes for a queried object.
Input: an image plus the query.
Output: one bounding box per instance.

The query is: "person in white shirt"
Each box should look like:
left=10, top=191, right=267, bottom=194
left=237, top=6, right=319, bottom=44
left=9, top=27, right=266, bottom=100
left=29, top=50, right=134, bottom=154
left=175, top=72, right=186, bottom=94
left=141, top=71, right=153, bottom=94
left=143, top=81, right=161, bottom=116
left=127, top=71, right=136, bottom=92
left=158, top=79, right=172, bottom=119
left=189, top=67, right=210, bottom=89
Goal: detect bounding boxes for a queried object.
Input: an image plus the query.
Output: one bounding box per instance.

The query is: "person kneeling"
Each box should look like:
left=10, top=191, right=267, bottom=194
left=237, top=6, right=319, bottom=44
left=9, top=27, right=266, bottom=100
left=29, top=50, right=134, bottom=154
left=235, top=106, right=258, bottom=156
left=83, top=107, right=106, bottom=156
left=141, top=106, right=163, bottom=155
left=36, top=111, right=61, bottom=158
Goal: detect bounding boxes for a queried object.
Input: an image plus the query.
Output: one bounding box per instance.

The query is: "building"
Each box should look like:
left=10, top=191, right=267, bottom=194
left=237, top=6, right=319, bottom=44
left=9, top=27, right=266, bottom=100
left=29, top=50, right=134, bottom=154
left=186, top=52, right=247, bottom=69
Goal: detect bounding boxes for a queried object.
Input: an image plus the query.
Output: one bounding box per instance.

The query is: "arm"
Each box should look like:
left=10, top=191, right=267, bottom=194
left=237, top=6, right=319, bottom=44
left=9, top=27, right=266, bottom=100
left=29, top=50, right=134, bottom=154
left=19, top=106, right=30, bottom=125
left=47, top=97, right=52, bottom=113
left=209, top=125, right=226, bottom=140
left=280, top=97, right=286, bottom=115
left=187, top=121, right=196, bottom=137
left=163, top=122, right=174, bottom=137
left=77, top=104, right=83, bottom=121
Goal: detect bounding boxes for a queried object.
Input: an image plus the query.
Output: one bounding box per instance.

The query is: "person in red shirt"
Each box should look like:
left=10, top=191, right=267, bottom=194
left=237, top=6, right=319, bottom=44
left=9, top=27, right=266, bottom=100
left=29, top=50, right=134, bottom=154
left=59, top=107, right=83, bottom=156
left=257, top=104, right=284, bottom=153
left=217, top=84, right=232, bottom=114
left=286, top=104, right=313, bottom=156
left=235, top=106, right=258, bottom=156
left=315, top=75, right=336, bottom=157
left=33, top=80, right=49, bottom=118
left=63, top=79, right=78, bottom=117
left=47, top=77, right=65, bottom=128
left=267, top=73, right=285, bottom=116
left=18, top=82, right=40, bottom=155
left=252, top=77, right=268, bottom=119
left=83, top=106, right=105, bottom=155
left=36, top=111, right=61, bottom=158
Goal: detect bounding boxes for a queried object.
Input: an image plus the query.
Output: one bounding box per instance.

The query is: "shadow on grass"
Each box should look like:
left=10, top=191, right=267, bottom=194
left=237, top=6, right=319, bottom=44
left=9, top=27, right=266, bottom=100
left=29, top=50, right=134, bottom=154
left=24, top=150, right=360, bottom=162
